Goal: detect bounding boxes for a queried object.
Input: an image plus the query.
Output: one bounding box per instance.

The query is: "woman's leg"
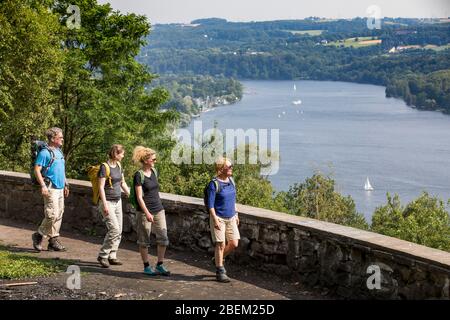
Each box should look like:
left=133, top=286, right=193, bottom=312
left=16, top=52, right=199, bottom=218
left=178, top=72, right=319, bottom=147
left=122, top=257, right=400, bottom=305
left=223, top=216, right=240, bottom=258
left=108, top=200, right=123, bottom=260
left=215, top=241, right=226, bottom=267
left=139, top=245, right=149, bottom=264
left=157, top=245, right=166, bottom=263
left=137, top=210, right=156, bottom=274
left=223, top=239, right=239, bottom=258
left=98, top=201, right=120, bottom=259
left=153, top=210, right=169, bottom=263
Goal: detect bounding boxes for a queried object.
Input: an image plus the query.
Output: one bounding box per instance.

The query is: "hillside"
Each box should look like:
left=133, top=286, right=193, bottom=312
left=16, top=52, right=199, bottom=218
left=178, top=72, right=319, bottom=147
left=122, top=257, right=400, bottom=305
left=139, top=17, right=450, bottom=112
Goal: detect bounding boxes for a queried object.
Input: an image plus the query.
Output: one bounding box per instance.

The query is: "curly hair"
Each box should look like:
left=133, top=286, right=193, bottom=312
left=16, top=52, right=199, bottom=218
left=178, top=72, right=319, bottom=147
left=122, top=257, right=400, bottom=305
left=132, top=146, right=156, bottom=164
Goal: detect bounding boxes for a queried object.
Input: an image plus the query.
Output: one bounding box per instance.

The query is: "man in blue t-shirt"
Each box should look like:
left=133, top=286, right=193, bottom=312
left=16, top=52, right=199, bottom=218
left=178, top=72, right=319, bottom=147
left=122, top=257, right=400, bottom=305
left=31, top=127, right=70, bottom=252
left=207, top=157, right=240, bottom=283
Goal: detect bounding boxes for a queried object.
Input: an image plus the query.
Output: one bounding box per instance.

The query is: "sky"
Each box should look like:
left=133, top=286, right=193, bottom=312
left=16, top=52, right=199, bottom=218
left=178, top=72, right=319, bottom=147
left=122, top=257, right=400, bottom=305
left=97, top=0, right=450, bottom=24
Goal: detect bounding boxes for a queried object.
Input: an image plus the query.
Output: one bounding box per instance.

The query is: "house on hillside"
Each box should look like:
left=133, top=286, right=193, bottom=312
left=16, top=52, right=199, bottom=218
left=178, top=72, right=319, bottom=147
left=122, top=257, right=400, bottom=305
left=388, top=47, right=397, bottom=54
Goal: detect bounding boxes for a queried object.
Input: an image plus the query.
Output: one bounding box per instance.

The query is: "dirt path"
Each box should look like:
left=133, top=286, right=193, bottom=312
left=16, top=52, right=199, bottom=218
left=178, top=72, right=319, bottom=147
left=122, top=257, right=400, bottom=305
left=0, top=218, right=332, bottom=300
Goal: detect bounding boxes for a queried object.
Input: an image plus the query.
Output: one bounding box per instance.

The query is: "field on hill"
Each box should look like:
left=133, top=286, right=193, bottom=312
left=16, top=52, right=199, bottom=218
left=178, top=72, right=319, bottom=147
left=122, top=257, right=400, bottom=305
left=286, top=29, right=324, bottom=36
left=326, top=36, right=382, bottom=47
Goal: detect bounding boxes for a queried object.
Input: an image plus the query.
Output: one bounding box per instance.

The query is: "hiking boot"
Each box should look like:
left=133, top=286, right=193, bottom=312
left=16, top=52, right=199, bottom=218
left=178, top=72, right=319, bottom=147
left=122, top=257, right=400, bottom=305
left=32, top=232, right=43, bottom=252
left=143, top=266, right=157, bottom=276
left=48, top=237, right=66, bottom=252
left=97, top=256, right=110, bottom=268
left=108, top=258, right=123, bottom=266
left=211, top=257, right=226, bottom=273
left=216, top=269, right=231, bottom=283
left=155, top=264, right=171, bottom=276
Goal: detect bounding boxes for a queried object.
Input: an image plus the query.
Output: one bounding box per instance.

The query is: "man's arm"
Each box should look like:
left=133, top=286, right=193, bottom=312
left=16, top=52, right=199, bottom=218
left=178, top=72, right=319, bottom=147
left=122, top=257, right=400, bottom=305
left=34, top=165, right=49, bottom=197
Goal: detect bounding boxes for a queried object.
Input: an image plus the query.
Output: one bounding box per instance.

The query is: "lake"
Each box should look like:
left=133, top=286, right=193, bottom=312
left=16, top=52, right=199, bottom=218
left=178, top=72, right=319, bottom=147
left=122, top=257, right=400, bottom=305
left=187, top=80, right=450, bottom=222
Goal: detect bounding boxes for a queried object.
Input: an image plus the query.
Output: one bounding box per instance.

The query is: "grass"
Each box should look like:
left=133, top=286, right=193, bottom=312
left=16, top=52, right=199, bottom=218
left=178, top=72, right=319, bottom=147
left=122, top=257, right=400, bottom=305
left=286, top=29, right=324, bottom=36
left=0, top=244, right=73, bottom=279
left=327, top=36, right=382, bottom=48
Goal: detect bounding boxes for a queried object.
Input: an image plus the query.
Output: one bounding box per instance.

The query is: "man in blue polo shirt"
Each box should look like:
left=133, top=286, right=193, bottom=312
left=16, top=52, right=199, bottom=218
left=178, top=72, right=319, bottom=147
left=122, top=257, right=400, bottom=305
left=31, top=127, right=70, bottom=252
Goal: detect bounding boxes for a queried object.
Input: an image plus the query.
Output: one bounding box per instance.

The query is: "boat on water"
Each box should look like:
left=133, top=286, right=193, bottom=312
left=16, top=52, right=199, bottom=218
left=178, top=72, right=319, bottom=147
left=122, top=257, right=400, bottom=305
left=364, top=177, right=374, bottom=191
left=292, top=84, right=302, bottom=105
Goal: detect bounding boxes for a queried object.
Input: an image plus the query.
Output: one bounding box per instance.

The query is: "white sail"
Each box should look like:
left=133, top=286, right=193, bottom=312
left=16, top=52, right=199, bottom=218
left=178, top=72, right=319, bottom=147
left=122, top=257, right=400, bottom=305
left=292, top=84, right=302, bottom=105
left=364, top=177, right=374, bottom=191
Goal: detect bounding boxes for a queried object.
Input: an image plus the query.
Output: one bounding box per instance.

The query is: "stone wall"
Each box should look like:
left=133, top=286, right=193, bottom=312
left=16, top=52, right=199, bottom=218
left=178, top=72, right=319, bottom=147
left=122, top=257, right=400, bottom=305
left=1, top=170, right=449, bottom=299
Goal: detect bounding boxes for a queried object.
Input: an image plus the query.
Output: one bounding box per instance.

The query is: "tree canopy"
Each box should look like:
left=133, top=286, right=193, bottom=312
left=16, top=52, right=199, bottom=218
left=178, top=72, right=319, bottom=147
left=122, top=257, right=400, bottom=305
left=0, top=0, right=179, bottom=176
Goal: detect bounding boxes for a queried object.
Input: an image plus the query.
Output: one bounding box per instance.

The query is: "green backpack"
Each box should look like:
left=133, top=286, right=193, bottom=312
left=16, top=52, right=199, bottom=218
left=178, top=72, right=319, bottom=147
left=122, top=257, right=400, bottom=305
left=129, top=168, right=158, bottom=209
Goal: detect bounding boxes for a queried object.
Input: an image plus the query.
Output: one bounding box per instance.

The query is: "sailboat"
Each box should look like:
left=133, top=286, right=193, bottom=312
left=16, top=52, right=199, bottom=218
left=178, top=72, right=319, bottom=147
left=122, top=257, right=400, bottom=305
left=292, top=83, right=302, bottom=104
left=364, top=177, right=374, bottom=191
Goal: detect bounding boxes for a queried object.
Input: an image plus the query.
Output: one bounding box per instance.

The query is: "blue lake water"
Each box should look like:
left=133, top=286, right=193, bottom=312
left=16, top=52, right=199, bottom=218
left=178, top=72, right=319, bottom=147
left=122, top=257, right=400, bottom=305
left=187, top=80, right=450, bottom=222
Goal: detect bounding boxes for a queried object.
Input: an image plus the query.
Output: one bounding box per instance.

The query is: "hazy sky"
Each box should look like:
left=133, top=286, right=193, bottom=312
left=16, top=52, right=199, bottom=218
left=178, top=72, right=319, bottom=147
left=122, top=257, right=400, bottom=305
left=97, top=0, right=450, bottom=24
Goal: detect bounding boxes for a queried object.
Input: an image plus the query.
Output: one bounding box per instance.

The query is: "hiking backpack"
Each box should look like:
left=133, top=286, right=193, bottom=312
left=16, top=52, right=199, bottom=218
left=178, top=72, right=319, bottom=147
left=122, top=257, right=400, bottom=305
left=87, top=162, right=122, bottom=205
left=203, top=177, right=235, bottom=209
left=30, top=140, right=56, bottom=185
left=129, top=168, right=158, bottom=209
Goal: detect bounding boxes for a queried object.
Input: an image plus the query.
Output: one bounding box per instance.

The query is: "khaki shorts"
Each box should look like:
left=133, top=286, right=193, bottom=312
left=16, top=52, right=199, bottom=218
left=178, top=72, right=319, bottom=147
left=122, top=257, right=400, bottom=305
left=210, top=215, right=240, bottom=243
left=136, top=209, right=169, bottom=247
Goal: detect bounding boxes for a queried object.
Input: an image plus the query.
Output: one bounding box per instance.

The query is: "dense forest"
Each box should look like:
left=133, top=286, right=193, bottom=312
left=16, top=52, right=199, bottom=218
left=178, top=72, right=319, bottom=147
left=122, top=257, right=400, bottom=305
left=139, top=17, right=450, bottom=112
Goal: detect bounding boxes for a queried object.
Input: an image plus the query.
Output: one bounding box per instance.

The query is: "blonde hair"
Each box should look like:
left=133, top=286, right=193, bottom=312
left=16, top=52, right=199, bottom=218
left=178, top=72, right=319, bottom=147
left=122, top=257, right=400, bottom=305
left=132, top=146, right=156, bottom=164
left=215, top=157, right=232, bottom=174
left=108, top=144, right=124, bottom=160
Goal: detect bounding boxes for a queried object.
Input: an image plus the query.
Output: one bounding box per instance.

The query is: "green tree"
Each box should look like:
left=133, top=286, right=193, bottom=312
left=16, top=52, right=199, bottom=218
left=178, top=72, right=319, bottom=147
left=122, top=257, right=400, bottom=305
left=372, top=192, right=450, bottom=251
left=157, top=138, right=286, bottom=213
left=48, top=0, right=178, bottom=177
left=283, top=173, right=369, bottom=229
left=0, top=0, right=63, bottom=171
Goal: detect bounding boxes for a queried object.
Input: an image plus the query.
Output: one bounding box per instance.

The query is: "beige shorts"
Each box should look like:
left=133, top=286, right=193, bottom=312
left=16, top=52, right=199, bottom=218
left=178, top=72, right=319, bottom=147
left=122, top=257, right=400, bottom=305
left=210, top=215, right=240, bottom=243
left=136, top=209, right=169, bottom=247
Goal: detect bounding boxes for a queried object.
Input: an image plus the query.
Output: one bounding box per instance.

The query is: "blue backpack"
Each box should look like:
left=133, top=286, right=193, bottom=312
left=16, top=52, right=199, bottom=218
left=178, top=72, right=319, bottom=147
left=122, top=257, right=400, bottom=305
left=30, top=140, right=56, bottom=185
